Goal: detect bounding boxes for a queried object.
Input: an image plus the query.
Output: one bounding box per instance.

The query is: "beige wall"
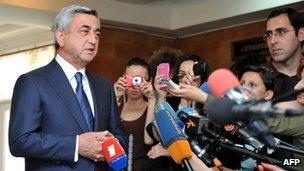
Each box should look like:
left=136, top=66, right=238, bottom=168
left=0, top=100, right=11, bottom=171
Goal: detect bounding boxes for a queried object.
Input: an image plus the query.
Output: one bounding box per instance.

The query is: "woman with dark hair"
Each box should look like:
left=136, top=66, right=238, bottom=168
left=149, top=47, right=183, bottom=79
left=175, top=54, right=210, bottom=113
left=114, top=57, right=156, bottom=171
left=176, top=54, right=210, bottom=83
left=149, top=47, right=183, bottom=111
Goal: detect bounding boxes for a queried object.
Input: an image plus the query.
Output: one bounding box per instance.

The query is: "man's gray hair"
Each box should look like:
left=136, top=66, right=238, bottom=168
left=53, top=5, right=98, bottom=49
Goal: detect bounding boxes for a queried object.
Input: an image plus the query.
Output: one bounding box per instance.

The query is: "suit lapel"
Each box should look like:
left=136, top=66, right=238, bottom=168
left=45, top=60, right=89, bottom=132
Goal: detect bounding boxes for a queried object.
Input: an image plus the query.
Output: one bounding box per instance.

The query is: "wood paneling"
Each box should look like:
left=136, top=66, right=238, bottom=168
left=179, top=21, right=266, bottom=71
left=88, top=21, right=267, bottom=82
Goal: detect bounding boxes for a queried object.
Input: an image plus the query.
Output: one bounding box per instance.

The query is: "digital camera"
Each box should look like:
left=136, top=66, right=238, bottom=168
left=125, top=76, right=142, bottom=87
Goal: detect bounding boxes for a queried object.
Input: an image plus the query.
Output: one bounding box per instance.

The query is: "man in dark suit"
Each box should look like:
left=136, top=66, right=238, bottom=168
left=9, top=4, right=126, bottom=171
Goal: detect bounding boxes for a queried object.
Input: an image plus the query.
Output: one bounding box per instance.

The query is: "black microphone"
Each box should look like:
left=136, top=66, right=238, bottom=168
left=176, top=109, right=209, bottom=135
left=227, top=122, right=265, bottom=151
left=207, top=97, right=299, bottom=125
left=248, top=120, right=276, bottom=148
left=206, top=97, right=238, bottom=126
left=190, top=139, right=213, bottom=167
left=207, top=97, right=277, bottom=148
left=176, top=108, right=223, bottom=168
left=274, top=107, right=304, bottom=117
left=212, top=98, right=304, bottom=122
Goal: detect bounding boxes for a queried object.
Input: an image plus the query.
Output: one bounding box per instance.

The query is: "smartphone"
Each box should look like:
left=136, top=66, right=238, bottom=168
left=166, top=79, right=180, bottom=90
left=157, top=63, right=170, bottom=78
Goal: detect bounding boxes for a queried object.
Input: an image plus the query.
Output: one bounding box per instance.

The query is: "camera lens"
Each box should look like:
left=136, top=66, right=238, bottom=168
left=132, top=77, right=141, bottom=86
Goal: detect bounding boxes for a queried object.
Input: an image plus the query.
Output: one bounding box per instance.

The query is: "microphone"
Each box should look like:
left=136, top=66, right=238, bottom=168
left=206, top=97, right=238, bottom=126
left=207, top=69, right=240, bottom=98
left=200, top=82, right=211, bottom=94
left=227, top=122, right=265, bottom=151
left=148, top=102, right=185, bottom=142
left=101, top=138, right=127, bottom=171
left=190, top=139, right=213, bottom=166
left=208, top=69, right=256, bottom=102
left=156, top=102, right=185, bottom=129
left=238, top=101, right=304, bottom=117
left=281, top=108, right=304, bottom=116
left=176, top=108, right=209, bottom=135
left=210, top=98, right=304, bottom=124
left=154, top=109, right=193, bottom=170
left=207, top=97, right=271, bottom=125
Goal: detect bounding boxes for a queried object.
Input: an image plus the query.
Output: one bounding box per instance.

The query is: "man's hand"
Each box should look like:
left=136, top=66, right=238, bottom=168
left=96, top=130, right=114, bottom=142
left=79, top=131, right=114, bottom=162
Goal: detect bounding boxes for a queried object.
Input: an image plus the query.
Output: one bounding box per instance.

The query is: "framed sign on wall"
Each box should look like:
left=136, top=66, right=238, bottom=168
left=232, top=37, right=270, bottom=62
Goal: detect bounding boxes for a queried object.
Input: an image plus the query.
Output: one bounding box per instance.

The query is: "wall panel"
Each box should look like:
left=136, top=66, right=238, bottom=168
left=88, top=22, right=266, bottom=82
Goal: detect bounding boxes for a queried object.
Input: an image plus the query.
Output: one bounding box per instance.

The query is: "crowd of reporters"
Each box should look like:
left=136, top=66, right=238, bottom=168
left=111, top=7, right=304, bottom=171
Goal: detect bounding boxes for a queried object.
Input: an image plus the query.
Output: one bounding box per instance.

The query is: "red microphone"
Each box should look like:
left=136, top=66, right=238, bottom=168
left=207, top=68, right=240, bottom=98
left=101, top=138, right=127, bottom=171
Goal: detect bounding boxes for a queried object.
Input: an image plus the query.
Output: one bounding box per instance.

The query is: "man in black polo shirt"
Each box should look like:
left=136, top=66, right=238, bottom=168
left=262, top=8, right=304, bottom=167
left=263, top=8, right=304, bottom=101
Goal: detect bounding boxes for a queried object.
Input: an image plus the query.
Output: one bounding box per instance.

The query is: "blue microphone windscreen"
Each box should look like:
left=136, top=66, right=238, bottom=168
left=157, top=102, right=184, bottom=129
left=156, top=102, right=176, bottom=116
left=109, top=154, right=127, bottom=171
left=200, top=82, right=211, bottom=94
left=155, top=110, right=187, bottom=147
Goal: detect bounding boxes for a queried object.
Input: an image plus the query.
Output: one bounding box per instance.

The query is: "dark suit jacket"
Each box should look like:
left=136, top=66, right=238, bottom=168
left=9, top=59, right=126, bottom=171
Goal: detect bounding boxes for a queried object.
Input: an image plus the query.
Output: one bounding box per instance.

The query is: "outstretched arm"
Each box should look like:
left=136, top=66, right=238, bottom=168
left=169, top=83, right=208, bottom=104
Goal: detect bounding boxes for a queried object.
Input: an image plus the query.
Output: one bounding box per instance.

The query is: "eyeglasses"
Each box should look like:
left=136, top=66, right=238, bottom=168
left=263, top=28, right=295, bottom=41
